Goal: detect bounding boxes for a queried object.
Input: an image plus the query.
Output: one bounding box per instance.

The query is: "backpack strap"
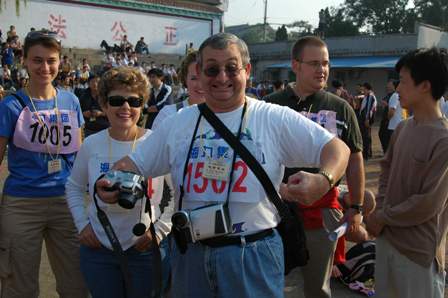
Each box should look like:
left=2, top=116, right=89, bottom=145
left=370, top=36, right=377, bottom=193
left=8, top=93, right=27, bottom=141
left=175, top=101, right=184, bottom=112
left=10, top=93, right=27, bottom=109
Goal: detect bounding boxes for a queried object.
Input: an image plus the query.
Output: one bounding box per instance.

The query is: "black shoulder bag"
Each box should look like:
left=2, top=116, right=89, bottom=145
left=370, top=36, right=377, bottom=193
left=198, top=103, right=309, bottom=275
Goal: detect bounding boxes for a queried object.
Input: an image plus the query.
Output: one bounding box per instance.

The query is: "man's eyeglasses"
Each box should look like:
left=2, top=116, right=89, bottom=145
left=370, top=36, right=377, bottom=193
left=296, top=60, right=330, bottom=69
left=203, top=65, right=244, bottom=78
left=25, top=30, right=61, bottom=44
left=108, top=95, right=143, bottom=108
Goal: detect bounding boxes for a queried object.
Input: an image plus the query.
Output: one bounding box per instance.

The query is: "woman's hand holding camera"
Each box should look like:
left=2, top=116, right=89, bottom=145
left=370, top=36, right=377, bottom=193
left=95, top=178, right=120, bottom=204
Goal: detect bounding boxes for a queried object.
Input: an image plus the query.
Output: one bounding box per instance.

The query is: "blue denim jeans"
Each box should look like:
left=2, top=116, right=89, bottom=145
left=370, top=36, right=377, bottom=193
left=80, top=244, right=159, bottom=298
left=170, top=229, right=284, bottom=298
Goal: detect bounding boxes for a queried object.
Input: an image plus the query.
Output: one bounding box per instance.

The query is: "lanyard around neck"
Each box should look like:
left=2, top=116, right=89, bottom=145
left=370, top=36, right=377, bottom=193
left=178, top=101, right=248, bottom=211
left=108, top=129, right=139, bottom=164
left=25, top=87, right=61, bottom=160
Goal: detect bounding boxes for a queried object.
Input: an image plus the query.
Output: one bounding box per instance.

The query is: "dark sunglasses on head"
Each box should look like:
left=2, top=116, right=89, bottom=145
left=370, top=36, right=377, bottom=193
left=108, top=96, right=143, bottom=108
left=203, top=65, right=243, bottom=78
left=25, top=30, right=61, bottom=44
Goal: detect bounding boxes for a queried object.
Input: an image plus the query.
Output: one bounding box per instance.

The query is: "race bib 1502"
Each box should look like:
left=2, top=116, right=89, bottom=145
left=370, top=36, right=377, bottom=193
left=13, top=106, right=82, bottom=154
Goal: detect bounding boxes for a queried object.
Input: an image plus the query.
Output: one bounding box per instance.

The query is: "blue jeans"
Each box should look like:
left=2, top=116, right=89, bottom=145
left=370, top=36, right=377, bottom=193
left=159, top=237, right=171, bottom=294
left=80, top=244, right=158, bottom=298
left=170, top=230, right=284, bottom=298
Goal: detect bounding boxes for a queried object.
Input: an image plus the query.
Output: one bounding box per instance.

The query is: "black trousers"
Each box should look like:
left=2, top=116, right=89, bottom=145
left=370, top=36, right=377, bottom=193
left=360, top=122, right=372, bottom=160
left=378, top=128, right=393, bottom=155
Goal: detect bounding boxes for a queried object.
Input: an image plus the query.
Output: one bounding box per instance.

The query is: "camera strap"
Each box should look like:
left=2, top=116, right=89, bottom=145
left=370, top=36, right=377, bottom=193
left=93, top=176, right=162, bottom=298
left=178, top=102, right=247, bottom=211
left=197, top=102, right=292, bottom=220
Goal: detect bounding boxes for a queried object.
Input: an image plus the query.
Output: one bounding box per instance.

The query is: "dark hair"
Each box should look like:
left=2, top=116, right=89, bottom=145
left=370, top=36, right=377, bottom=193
left=87, top=74, right=98, bottom=82
left=23, top=30, right=61, bottom=57
left=392, top=80, right=399, bottom=89
left=273, top=80, right=284, bottom=89
left=291, top=36, right=327, bottom=61
left=332, top=79, right=343, bottom=89
left=197, top=33, right=250, bottom=66
left=363, top=82, right=372, bottom=90
left=395, top=47, right=448, bottom=100
left=147, top=68, right=164, bottom=78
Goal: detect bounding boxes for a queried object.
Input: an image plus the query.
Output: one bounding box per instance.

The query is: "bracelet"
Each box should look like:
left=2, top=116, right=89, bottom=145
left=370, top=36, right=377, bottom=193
left=318, top=169, right=334, bottom=189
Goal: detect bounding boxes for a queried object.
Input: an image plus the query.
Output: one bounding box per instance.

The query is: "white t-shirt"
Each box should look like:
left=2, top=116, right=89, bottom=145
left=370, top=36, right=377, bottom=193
left=440, top=96, right=448, bottom=117
left=152, top=99, right=189, bottom=131
left=388, top=92, right=403, bottom=130
left=130, top=97, right=334, bottom=235
left=66, top=129, right=174, bottom=250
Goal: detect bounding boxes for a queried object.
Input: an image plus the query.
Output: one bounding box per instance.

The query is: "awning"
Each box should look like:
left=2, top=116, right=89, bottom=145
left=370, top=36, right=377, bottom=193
left=266, top=56, right=401, bottom=69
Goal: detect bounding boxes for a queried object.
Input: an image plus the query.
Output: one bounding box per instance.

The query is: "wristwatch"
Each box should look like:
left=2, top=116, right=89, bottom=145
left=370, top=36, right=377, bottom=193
left=318, top=169, right=334, bottom=189
left=349, top=204, right=363, bottom=214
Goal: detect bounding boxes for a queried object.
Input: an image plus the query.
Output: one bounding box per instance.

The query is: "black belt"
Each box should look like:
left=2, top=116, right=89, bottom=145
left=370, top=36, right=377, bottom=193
left=200, top=228, right=274, bottom=248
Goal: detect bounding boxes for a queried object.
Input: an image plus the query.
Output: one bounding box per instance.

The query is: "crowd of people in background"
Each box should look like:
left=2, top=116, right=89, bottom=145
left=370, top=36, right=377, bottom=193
left=0, top=23, right=447, bottom=298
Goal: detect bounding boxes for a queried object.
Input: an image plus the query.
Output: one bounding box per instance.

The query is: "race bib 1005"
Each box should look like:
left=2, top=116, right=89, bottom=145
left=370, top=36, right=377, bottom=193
left=13, top=106, right=82, bottom=154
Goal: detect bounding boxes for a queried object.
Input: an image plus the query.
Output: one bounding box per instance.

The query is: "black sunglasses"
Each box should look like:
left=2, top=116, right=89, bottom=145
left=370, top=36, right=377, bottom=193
left=25, top=30, right=61, bottom=43
left=203, top=65, right=244, bottom=78
left=108, top=96, right=143, bottom=108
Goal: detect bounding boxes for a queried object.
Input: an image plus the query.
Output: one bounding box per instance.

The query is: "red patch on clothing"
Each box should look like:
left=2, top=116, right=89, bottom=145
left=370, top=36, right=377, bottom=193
left=296, top=187, right=341, bottom=229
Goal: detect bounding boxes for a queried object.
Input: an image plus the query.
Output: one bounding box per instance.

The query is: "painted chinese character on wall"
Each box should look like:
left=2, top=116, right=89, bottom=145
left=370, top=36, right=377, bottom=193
left=111, top=21, right=127, bottom=41
left=48, top=14, right=67, bottom=38
left=164, top=26, right=178, bottom=46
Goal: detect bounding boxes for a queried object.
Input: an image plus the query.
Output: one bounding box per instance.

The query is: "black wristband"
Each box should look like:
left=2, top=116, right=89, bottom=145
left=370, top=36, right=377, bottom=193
left=349, top=204, right=363, bottom=214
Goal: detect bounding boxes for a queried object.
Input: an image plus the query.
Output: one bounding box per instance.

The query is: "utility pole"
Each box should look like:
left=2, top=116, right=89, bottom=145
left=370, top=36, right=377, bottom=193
left=263, top=0, right=268, bottom=42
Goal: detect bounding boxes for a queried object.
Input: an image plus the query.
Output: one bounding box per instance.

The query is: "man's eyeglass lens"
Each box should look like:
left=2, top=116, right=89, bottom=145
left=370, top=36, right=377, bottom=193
left=298, top=60, right=330, bottom=68
left=203, top=65, right=242, bottom=78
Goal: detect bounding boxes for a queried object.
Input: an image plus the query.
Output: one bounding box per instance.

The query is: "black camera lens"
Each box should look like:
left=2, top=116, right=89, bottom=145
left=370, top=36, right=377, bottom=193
left=118, top=193, right=139, bottom=209
left=172, top=211, right=189, bottom=228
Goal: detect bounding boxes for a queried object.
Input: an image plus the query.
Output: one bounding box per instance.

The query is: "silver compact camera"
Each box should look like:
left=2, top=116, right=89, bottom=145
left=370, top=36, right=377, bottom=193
left=104, top=170, right=146, bottom=209
left=171, top=204, right=232, bottom=253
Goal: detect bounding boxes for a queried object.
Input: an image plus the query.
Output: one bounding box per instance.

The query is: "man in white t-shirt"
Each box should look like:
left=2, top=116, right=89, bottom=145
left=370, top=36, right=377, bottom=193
left=440, top=96, right=448, bottom=117
left=383, top=91, right=405, bottom=152
left=95, top=33, right=350, bottom=298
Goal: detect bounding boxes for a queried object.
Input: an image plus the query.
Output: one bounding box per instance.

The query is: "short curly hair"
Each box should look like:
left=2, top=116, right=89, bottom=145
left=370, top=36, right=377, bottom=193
left=178, top=51, right=198, bottom=87
left=98, top=66, right=150, bottom=107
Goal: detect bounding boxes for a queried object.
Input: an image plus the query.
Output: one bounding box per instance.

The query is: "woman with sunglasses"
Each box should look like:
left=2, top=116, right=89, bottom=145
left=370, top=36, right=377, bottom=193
left=66, top=66, right=173, bottom=298
left=0, top=30, right=88, bottom=297
left=152, top=50, right=205, bottom=130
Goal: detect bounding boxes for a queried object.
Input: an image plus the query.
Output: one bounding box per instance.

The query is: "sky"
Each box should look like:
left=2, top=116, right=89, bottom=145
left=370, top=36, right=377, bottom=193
left=224, top=0, right=345, bottom=28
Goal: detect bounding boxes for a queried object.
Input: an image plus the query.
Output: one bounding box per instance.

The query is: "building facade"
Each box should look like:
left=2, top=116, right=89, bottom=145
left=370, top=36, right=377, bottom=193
left=245, top=23, right=448, bottom=99
left=0, top=0, right=226, bottom=55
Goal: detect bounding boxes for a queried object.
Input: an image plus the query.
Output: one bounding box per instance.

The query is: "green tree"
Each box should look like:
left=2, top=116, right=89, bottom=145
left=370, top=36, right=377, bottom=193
left=286, top=20, right=313, bottom=40
left=343, top=0, right=413, bottom=34
left=319, top=7, right=360, bottom=37
left=414, top=0, right=448, bottom=30
left=275, top=25, right=288, bottom=41
left=240, top=24, right=275, bottom=44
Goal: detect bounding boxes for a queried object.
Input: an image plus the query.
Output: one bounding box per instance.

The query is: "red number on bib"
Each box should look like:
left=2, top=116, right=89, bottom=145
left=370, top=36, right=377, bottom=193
left=193, top=162, right=208, bottom=193
left=211, top=179, right=227, bottom=194
left=232, top=161, right=248, bottom=193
